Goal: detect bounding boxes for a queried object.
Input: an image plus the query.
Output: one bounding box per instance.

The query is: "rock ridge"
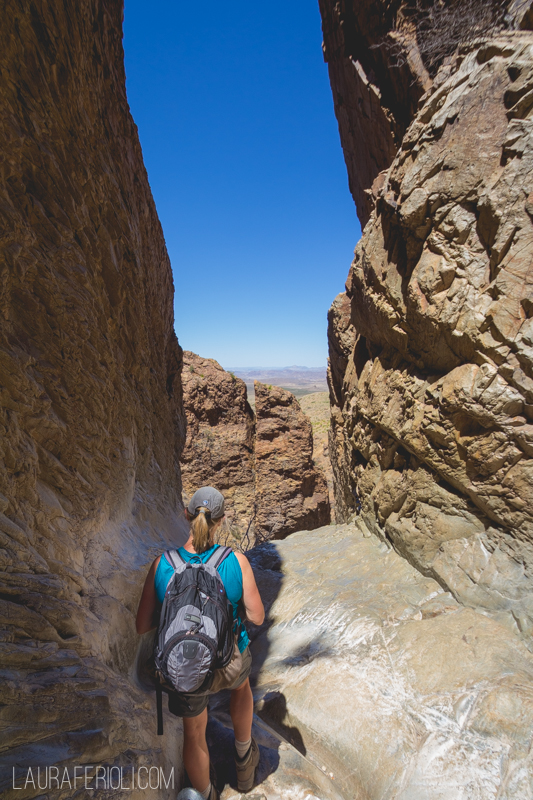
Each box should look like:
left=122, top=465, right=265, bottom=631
left=319, top=0, right=533, bottom=227
left=180, top=353, right=331, bottom=542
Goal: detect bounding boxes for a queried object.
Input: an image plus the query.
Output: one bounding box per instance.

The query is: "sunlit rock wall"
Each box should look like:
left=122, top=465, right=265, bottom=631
left=318, top=0, right=533, bottom=228
left=0, top=1, right=185, bottom=794
left=250, top=523, right=533, bottom=800
left=318, top=0, right=431, bottom=228
left=254, top=382, right=331, bottom=539
left=322, top=0, right=533, bottom=642
left=181, top=351, right=255, bottom=537
left=180, top=361, right=330, bottom=543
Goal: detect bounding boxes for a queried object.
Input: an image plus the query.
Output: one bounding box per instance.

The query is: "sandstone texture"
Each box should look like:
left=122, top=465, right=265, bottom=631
left=180, top=363, right=330, bottom=543
left=0, top=1, right=187, bottom=795
left=254, top=382, right=331, bottom=540
left=181, top=351, right=255, bottom=537
left=326, top=21, right=533, bottom=641
left=248, top=523, right=533, bottom=800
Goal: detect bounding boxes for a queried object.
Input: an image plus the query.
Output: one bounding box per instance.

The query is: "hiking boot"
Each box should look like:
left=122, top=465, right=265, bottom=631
left=234, top=737, right=260, bottom=792
left=176, top=783, right=220, bottom=800
left=176, top=787, right=219, bottom=800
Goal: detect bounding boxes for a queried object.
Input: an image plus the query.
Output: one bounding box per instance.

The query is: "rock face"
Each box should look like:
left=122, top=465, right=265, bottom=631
left=318, top=0, right=430, bottom=228
left=181, top=351, right=255, bottom=536
left=254, top=382, right=331, bottom=539
left=249, top=523, right=533, bottom=800
left=0, top=1, right=186, bottom=794
left=325, top=5, right=533, bottom=642
left=318, top=0, right=533, bottom=228
left=181, top=362, right=331, bottom=542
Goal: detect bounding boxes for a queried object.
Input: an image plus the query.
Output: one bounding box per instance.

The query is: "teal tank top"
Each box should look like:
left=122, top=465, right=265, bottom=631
left=154, top=544, right=250, bottom=653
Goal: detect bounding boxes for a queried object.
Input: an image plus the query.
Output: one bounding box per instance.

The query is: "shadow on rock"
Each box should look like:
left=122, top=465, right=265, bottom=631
left=205, top=540, right=306, bottom=792
left=254, top=690, right=306, bottom=756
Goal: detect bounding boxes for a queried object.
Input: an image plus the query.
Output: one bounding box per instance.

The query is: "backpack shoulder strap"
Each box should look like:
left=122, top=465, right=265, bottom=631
left=205, top=545, right=233, bottom=571
left=165, top=549, right=185, bottom=570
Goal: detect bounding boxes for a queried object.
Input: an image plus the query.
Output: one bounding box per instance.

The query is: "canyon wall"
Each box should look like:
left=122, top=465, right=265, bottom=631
left=180, top=355, right=330, bottom=542
left=0, top=1, right=186, bottom=795
left=323, top=1, right=533, bottom=640
left=318, top=0, right=533, bottom=227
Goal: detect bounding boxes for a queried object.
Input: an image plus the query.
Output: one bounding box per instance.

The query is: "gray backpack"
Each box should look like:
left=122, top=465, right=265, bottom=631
left=154, top=547, right=235, bottom=734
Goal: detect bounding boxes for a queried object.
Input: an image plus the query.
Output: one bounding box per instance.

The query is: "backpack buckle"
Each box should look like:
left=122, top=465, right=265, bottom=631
left=183, top=642, right=199, bottom=659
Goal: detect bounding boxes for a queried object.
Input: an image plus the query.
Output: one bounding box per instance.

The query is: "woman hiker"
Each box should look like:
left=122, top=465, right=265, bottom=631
left=136, top=486, right=265, bottom=800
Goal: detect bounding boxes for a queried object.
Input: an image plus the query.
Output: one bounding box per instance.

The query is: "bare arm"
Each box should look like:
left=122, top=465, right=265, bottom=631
left=136, top=556, right=161, bottom=634
left=235, top=552, right=265, bottom=626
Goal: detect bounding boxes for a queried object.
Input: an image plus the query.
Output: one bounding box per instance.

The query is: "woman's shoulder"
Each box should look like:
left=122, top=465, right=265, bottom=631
left=217, top=547, right=245, bottom=575
left=233, top=550, right=248, bottom=568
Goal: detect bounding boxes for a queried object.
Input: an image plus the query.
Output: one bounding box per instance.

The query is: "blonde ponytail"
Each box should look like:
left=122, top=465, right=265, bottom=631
left=190, top=508, right=216, bottom=553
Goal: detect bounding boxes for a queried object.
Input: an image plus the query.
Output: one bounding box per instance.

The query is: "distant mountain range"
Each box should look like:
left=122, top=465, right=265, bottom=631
left=228, top=366, right=328, bottom=399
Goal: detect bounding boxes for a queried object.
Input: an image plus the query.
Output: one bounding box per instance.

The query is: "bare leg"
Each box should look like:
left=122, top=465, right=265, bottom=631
left=182, top=708, right=210, bottom=792
left=230, top=678, right=254, bottom=742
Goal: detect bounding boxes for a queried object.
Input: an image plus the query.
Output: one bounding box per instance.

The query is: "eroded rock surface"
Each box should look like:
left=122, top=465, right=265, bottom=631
left=318, top=0, right=431, bottom=227
left=181, top=352, right=255, bottom=537
left=181, top=365, right=330, bottom=543
left=0, top=1, right=186, bottom=794
left=318, top=0, right=533, bottom=228
left=328, top=33, right=533, bottom=640
left=254, top=383, right=330, bottom=540
left=249, top=523, right=533, bottom=800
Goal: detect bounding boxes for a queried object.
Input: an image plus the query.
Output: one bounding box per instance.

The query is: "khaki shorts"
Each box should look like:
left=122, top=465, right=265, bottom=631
left=167, top=646, right=252, bottom=718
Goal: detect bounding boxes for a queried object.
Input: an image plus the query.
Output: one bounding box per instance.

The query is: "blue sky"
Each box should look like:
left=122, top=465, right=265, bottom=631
left=123, top=1, right=360, bottom=368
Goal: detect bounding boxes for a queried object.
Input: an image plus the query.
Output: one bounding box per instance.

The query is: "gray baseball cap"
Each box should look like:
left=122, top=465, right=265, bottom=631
left=187, top=486, right=225, bottom=520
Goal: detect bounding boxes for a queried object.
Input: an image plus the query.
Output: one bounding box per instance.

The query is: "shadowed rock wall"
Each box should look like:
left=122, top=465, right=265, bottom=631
left=0, top=1, right=186, bottom=794
left=324, top=0, right=533, bottom=643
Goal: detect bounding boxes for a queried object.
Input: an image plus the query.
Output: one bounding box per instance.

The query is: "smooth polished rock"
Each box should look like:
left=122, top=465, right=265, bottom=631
left=248, top=522, right=533, bottom=800
left=206, top=711, right=344, bottom=800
